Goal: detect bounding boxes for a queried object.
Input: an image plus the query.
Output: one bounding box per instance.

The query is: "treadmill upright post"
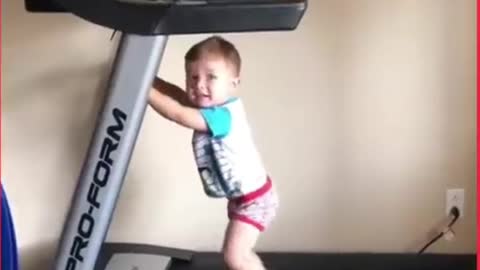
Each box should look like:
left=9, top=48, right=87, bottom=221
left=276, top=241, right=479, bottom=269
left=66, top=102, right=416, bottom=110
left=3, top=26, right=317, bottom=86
left=53, top=34, right=168, bottom=270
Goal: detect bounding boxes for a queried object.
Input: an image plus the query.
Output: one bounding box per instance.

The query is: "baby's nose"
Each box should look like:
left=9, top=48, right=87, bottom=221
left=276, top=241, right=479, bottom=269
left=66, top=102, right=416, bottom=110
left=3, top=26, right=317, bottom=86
left=196, top=80, right=207, bottom=90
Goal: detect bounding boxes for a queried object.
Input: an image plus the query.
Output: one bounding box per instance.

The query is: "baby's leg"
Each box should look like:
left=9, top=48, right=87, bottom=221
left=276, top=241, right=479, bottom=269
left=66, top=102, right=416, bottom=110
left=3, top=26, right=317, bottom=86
left=223, top=178, right=279, bottom=270
left=222, top=220, right=265, bottom=270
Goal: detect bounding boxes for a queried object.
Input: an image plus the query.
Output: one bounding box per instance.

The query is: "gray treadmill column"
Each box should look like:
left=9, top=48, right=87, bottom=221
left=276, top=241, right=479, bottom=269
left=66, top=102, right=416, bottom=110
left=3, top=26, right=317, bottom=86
left=53, top=34, right=168, bottom=270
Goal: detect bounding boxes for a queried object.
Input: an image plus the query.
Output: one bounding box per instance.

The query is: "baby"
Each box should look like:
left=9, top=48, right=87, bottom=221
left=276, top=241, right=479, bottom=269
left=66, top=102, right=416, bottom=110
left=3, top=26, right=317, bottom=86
left=148, top=36, right=278, bottom=270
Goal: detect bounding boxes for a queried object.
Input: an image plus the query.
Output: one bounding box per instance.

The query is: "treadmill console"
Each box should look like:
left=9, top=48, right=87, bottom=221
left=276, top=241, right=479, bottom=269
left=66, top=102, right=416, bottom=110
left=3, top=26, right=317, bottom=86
left=24, top=0, right=308, bottom=35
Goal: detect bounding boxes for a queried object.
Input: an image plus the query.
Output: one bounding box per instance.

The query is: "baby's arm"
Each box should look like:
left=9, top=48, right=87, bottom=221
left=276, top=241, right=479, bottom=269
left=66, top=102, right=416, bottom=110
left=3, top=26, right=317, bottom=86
left=148, top=77, right=208, bottom=132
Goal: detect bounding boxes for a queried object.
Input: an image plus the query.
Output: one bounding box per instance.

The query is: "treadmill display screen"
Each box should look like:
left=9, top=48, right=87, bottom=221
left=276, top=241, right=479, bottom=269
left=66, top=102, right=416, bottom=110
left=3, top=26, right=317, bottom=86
left=115, top=0, right=207, bottom=4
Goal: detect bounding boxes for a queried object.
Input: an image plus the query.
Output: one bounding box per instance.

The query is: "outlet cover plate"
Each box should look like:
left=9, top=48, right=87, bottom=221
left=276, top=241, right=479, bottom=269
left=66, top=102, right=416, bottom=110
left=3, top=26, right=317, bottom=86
left=446, top=188, right=464, bottom=218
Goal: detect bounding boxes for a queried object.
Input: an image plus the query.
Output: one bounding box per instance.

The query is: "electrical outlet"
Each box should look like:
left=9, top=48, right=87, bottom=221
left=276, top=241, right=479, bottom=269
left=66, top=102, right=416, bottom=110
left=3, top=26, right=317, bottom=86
left=446, top=189, right=464, bottom=218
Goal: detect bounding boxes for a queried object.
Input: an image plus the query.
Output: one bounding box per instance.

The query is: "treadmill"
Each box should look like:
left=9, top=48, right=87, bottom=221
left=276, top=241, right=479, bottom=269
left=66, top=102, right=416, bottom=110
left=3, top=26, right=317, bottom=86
left=23, top=1, right=308, bottom=269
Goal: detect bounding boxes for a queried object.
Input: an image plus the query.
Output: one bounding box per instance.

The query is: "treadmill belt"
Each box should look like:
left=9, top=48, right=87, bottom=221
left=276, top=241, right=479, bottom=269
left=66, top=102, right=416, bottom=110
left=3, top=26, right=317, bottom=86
left=169, top=252, right=475, bottom=270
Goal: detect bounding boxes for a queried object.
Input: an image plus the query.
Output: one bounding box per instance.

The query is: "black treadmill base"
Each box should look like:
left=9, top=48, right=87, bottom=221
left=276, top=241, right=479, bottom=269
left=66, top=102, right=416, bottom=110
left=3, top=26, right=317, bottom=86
left=169, top=252, right=476, bottom=270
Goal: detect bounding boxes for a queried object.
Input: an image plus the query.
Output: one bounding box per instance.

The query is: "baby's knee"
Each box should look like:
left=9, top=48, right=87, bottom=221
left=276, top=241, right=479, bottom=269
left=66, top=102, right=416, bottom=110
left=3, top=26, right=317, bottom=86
left=223, top=249, right=245, bottom=270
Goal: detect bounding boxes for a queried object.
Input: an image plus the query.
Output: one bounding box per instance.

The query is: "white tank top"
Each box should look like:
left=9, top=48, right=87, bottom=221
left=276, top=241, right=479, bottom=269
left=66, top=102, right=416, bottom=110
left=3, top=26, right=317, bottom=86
left=191, top=98, right=267, bottom=199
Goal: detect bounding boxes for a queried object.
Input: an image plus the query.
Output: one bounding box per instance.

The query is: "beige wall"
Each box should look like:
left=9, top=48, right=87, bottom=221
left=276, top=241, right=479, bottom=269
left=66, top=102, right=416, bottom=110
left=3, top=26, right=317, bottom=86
left=3, top=0, right=476, bottom=268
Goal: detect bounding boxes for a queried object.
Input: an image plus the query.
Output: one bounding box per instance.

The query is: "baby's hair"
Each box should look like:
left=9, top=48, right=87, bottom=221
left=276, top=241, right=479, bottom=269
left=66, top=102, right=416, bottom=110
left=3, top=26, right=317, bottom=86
left=185, top=35, right=241, bottom=76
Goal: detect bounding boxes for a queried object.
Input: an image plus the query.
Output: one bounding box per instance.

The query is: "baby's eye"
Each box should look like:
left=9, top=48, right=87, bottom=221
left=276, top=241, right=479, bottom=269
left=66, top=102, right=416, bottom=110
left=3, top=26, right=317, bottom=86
left=208, top=74, right=217, bottom=80
left=191, top=75, right=199, bottom=81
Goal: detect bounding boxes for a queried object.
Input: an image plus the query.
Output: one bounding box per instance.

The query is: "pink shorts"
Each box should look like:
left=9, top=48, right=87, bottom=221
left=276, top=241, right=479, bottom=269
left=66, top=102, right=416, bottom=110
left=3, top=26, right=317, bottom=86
left=227, top=177, right=279, bottom=232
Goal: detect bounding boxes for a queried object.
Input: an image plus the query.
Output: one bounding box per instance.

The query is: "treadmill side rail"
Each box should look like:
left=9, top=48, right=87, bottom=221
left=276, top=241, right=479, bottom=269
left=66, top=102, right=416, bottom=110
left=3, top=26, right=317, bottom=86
left=95, top=243, right=194, bottom=270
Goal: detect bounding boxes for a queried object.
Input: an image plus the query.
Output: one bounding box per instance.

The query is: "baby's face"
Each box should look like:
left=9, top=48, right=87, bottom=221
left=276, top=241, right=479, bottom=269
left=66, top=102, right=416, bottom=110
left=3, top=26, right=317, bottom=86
left=185, top=54, right=239, bottom=108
